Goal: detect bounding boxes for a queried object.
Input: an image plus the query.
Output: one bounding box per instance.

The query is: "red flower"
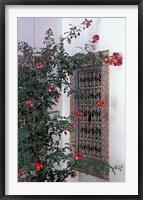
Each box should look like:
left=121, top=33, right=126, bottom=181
left=112, top=52, right=123, bottom=66
left=48, top=85, right=54, bottom=92
left=25, top=100, right=33, bottom=107
left=92, top=34, right=99, bottom=42
left=104, top=55, right=111, bottom=64
left=112, top=59, right=117, bottom=66
left=72, top=152, right=83, bottom=160
left=74, top=109, right=84, bottom=116
left=26, top=179, right=32, bottom=182
left=97, top=100, right=105, bottom=108
left=113, top=52, right=120, bottom=57
left=35, top=61, right=43, bottom=69
left=34, top=162, right=43, bottom=171
left=66, top=122, right=78, bottom=132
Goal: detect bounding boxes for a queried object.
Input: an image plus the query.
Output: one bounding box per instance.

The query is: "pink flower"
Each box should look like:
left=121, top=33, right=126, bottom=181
left=25, top=100, right=33, bottom=107
left=35, top=61, right=43, bottom=69
left=48, top=85, right=54, bottom=92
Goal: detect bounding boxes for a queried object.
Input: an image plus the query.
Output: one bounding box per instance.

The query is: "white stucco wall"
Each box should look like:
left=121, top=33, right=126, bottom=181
left=18, top=17, right=63, bottom=50
left=18, top=17, right=125, bottom=182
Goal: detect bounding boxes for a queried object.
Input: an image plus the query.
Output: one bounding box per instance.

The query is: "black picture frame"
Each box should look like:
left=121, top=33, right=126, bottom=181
left=0, top=0, right=142, bottom=199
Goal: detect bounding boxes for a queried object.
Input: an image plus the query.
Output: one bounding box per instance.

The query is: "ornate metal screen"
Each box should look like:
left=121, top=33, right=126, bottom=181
left=75, top=65, right=103, bottom=160
left=70, top=50, right=109, bottom=179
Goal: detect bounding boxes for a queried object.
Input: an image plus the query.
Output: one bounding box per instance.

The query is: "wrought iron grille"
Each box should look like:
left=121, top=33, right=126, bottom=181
left=75, top=66, right=103, bottom=160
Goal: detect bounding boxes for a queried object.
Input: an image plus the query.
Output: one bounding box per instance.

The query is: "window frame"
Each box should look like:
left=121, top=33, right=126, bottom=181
left=70, top=50, right=110, bottom=179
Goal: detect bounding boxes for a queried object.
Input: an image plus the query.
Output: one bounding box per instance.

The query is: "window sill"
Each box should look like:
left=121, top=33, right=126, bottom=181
left=74, top=157, right=109, bottom=180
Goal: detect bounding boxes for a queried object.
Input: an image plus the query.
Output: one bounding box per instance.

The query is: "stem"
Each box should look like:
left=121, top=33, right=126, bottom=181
left=36, top=151, right=40, bottom=162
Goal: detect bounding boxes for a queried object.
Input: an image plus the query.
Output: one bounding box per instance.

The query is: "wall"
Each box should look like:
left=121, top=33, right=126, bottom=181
left=63, top=18, right=125, bottom=182
left=18, top=18, right=63, bottom=50
left=18, top=17, right=125, bottom=182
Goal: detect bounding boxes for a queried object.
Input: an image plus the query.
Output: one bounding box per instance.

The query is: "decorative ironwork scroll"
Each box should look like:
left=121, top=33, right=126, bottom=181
left=77, top=67, right=102, bottom=160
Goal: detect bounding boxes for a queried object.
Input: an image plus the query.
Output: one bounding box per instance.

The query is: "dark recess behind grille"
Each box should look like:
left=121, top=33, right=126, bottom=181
left=75, top=65, right=103, bottom=160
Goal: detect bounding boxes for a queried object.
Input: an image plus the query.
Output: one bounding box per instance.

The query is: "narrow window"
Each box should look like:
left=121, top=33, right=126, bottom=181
left=70, top=50, right=109, bottom=179
left=75, top=65, right=103, bottom=160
